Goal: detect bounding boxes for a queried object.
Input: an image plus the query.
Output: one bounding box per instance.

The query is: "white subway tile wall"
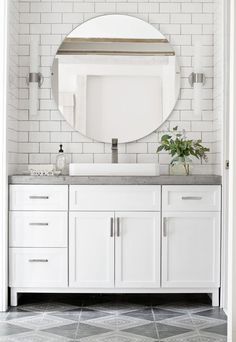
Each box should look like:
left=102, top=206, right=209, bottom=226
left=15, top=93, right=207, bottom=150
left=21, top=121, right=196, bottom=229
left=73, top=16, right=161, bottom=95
left=213, top=0, right=224, bottom=175
left=8, top=0, right=19, bottom=174
left=14, top=0, right=222, bottom=175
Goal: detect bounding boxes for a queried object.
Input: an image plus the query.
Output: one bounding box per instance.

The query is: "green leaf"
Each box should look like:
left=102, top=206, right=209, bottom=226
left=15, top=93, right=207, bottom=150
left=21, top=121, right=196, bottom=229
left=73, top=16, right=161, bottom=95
left=161, top=134, right=172, bottom=141
left=156, top=146, right=164, bottom=153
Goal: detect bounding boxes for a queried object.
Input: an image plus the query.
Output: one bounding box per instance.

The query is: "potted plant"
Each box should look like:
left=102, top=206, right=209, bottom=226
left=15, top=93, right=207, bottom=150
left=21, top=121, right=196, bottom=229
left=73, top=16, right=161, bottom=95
left=157, top=126, right=209, bottom=175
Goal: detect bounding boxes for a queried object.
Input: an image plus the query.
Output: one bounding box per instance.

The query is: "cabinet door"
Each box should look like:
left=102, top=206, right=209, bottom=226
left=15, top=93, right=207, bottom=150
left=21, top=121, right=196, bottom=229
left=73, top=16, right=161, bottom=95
left=115, top=212, right=160, bottom=288
left=162, top=212, right=221, bottom=288
left=69, top=212, right=114, bottom=288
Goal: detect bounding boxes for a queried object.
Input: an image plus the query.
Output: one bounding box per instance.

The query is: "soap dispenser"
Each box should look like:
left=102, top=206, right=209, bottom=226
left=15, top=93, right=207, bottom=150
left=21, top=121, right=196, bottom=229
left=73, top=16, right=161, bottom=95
left=56, top=144, right=66, bottom=174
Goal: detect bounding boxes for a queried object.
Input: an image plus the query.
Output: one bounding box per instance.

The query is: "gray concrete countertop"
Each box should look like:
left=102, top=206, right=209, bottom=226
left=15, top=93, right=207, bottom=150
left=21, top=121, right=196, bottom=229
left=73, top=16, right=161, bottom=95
left=8, top=175, right=222, bottom=185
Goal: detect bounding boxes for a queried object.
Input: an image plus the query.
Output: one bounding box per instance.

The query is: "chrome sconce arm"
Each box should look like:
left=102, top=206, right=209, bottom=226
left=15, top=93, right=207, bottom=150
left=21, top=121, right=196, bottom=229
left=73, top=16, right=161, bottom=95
left=188, top=72, right=206, bottom=87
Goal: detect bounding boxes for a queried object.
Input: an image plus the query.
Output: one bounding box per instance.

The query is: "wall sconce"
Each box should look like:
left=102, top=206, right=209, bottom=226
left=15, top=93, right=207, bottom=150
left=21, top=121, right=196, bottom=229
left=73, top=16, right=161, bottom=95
left=188, top=41, right=206, bottom=116
left=28, top=36, right=43, bottom=116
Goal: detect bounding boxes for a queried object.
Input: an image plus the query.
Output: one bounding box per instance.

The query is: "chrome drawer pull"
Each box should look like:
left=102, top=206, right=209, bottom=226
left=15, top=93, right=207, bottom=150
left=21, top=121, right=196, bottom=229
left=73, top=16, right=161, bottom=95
left=181, top=196, right=202, bottom=200
left=28, top=259, right=48, bottom=263
left=29, top=223, right=49, bottom=226
left=110, top=217, right=114, bottom=237
left=117, top=217, right=120, bottom=237
left=163, top=217, right=167, bottom=237
left=29, top=196, right=49, bottom=200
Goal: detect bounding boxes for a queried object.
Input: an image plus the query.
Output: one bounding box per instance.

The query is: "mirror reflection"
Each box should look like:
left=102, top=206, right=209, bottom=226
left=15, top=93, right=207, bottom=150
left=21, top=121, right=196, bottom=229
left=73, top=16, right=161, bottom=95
left=52, top=15, right=180, bottom=143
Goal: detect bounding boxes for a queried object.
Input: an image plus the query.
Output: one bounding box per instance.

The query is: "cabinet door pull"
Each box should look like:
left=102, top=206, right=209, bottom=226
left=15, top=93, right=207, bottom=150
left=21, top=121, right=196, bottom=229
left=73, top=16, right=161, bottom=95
left=117, top=217, right=120, bottom=237
left=29, top=223, right=49, bottom=226
left=29, top=196, right=49, bottom=200
left=163, top=217, right=167, bottom=237
left=110, top=217, right=114, bottom=237
left=181, top=196, right=202, bottom=200
left=28, top=259, right=48, bottom=263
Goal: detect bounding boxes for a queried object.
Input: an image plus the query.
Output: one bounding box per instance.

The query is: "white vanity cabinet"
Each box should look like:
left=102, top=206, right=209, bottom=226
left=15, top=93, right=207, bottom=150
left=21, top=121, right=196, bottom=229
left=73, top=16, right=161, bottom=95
left=115, top=211, right=160, bottom=288
left=69, top=211, right=160, bottom=289
left=162, top=185, right=221, bottom=303
left=69, top=186, right=161, bottom=289
left=9, top=185, right=68, bottom=304
left=69, top=212, right=115, bottom=288
left=8, top=183, right=221, bottom=306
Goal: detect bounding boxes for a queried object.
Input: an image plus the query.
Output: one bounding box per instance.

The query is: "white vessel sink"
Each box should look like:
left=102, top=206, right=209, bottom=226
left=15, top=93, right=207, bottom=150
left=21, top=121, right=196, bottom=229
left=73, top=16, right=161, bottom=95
left=69, top=163, right=160, bottom=176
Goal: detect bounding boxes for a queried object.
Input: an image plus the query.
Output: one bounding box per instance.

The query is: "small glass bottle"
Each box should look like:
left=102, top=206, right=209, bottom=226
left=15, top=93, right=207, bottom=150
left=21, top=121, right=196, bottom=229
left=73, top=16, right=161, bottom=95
left=56, top=144, right=66, bottom=174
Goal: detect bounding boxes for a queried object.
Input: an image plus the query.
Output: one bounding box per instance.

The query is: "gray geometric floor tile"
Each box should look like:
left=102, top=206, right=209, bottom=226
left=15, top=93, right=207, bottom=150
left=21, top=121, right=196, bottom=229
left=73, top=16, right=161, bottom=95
left=201, top=323, right=227, bottom=336
left=159, top=331, right=202, bottom=342
left=123, top=323, right=158, bottom=339
left=160, top=315, right=225, bottom=330
left=156, top=323, right=193, bottom=340
left=192, top=309, right=227, bottom=321
left=78, top=330, right=157, bottom=342
left=42, top=323, right=78, bottom=339
left=198, top=331, right=227, bottom=342
left=123, top=308, right=154, bottom=321
left=153, top=309, right=185, bottom=322
left=85, top=303, right=145, bottom=315
left=0, top=313, right=9, bottom=322
left=43, top=322, right=111, bottom=340
left=157, top=304, right=212, bottom=314
left=18, top=303, right=78, bottom=313
left=0, top=331, right=70, bottom=341
left=84, top=315, right=150, bottom=330
left=50, top=310, right=82, bottom=322
left=80, top=309, right=111, bottom=322
left=4, top=295, right=227, bottom=342
left=0, top=323, right=31, bottom=337
left=5, top=312, right=39, bottom=322
left=8, top=314, right=75, bottom=330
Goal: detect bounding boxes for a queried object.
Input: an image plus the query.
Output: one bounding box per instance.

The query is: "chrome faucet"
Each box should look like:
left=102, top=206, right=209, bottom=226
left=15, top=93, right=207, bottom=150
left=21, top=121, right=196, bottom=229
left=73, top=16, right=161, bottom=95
left=111, top=138, right=118, bottom=163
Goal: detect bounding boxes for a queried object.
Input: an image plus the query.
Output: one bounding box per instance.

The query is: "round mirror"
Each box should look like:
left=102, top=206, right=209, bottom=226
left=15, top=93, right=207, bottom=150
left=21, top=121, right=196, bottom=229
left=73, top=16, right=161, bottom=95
left=52, top=14, right=180, bottom=143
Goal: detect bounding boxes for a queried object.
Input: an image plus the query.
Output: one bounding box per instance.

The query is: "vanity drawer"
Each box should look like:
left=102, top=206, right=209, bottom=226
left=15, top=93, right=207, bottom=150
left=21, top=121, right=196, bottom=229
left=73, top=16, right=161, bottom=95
left=9, top=211, right=68, bottom=247
left=162, top=185, right=221, bottom=212
left=70, top=185, right=161, bottom=211
left=9, top=248, right=67, bottom=287
left=9, top=185, right=68, bottom=211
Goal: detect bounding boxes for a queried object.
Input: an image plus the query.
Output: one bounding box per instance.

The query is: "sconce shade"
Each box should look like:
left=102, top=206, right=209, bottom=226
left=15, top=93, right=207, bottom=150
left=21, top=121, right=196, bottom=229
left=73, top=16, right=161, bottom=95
left=29, top=36, right=40, bottom=116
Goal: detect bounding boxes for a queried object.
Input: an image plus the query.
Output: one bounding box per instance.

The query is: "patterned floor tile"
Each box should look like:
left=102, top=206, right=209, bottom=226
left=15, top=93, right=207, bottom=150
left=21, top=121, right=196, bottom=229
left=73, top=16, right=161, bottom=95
left=84, top=315, right=150, bottom=330
left=192, top=309, right=227, bottom=321
left=200, top=323, right=227, bottom=336
left=85, top=302, right=145, bottom=315
left=0, top=331, right=70, bottom=341
left=8, top=314, right=75, bottom=330
left=44, top=322, right=111, bottom=340
left=153, top=309, right=185, bottom=322
left=159, top=331, right=202, bottom=341
left=0, top=295, right=227, bottom=341
left=0, top=323, right=31, bottom=337
left=123, top=323, right=158, bottom=339
left=42, top=323, right=78, bottom=339
left=78, top=330, right=157, bottom=342
left=123, top=308, right=154, bottom=321
left=50, top=309, right=82, bottom=322
left=160, top=315, right=226, bottom=330
left=4, top=312, right=38, bottom=322
left=198, top=331, right=227, bottom=342
left=157, top=304, right=212, bottom=314
left=156, top=322, right=193, bottom=340
left=80, top=309, right=111, bottom=322
left=18, top=303, right=79, bottom=313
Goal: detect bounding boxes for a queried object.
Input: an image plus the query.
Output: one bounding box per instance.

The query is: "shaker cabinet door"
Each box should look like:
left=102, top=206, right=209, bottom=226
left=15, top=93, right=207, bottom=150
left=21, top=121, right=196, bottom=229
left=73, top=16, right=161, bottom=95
left=115, top=212, right=161, bottom=288
left=69, top=212, right=114, bottom=288
left=162, top=212, right=221, bottom=288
